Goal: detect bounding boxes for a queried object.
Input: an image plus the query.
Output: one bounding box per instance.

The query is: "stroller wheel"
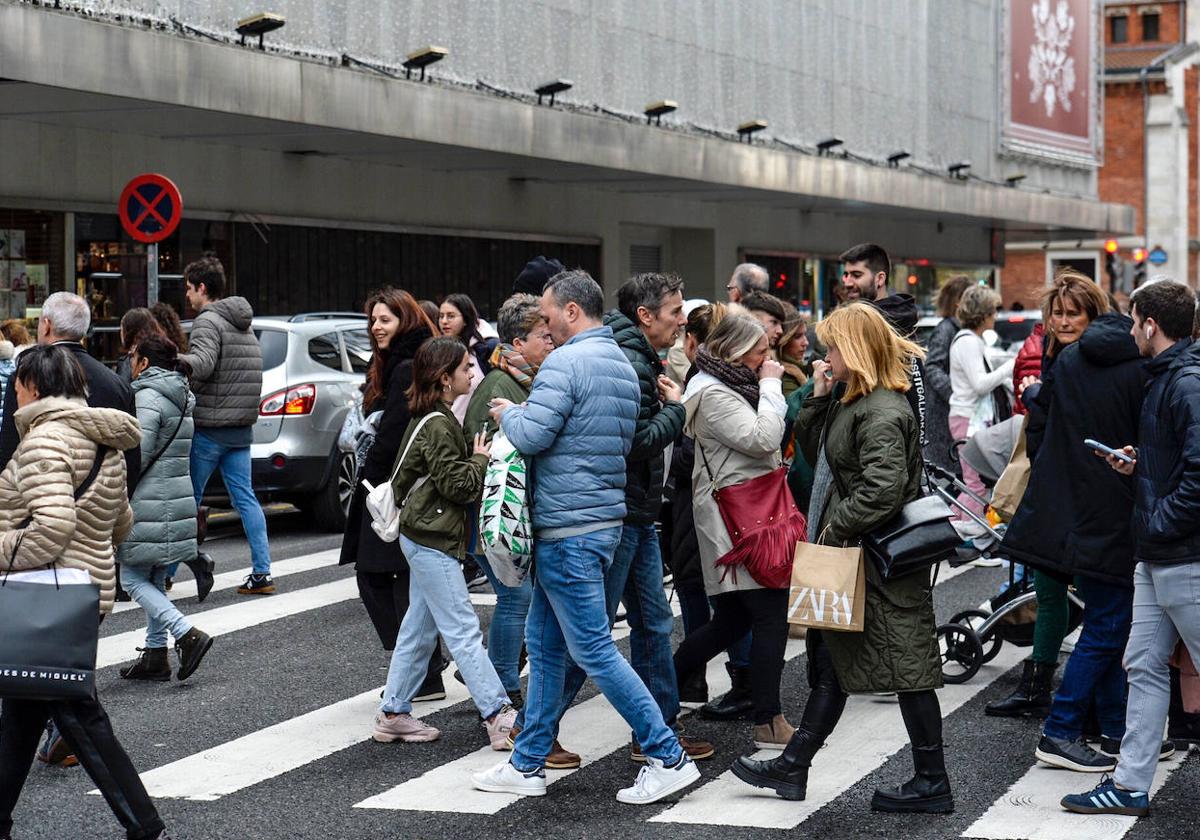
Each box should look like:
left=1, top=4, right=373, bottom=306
left=948, top=608, right=1003, bottom=664
left=937, top=623, right=984, bottom=684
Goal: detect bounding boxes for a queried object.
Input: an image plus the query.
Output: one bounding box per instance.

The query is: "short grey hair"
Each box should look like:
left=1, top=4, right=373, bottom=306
left=956, top=285, right=1001, bottom=331
left=731, top=263, right=769, bottom=296
left=496, top=293, right=544, bottom=344
left=545, top=269, right=604, bottom=320
left=41, top=292, right=91, bottom=341
left=617, top=273, right=684, bottom=323
left=705, top=313, right=766, bottom=363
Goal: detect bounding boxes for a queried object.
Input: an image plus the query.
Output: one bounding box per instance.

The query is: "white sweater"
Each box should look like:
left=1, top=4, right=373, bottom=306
left=949, top=330, right=1015, bottom=419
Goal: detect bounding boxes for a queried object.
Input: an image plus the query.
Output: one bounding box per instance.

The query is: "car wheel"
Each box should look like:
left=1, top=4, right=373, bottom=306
left=312, top=450, right=356, bottom=533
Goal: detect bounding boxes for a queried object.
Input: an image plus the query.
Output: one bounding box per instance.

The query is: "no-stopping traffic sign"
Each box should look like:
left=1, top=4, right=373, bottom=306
left=118, top=173, right=183, bottom=244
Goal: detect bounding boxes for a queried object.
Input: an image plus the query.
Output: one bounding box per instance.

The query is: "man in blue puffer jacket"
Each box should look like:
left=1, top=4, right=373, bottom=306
left=473, top=270, right=700, bottom=805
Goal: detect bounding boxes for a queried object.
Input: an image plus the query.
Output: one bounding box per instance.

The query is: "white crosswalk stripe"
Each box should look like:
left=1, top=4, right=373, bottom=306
left=962, top=746, right=1191, bottom=840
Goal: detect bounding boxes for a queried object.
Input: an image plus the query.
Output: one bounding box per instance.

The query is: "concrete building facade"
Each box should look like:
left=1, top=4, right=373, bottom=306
left=0, top=0, right=1132, bottom=327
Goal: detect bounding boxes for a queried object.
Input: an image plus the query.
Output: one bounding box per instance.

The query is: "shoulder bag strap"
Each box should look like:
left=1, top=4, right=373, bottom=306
left=387, top=412, right=439, bottom=486
left=140, top=412, right=186, bottom=480
left=9, top=445, right=110, bottom=569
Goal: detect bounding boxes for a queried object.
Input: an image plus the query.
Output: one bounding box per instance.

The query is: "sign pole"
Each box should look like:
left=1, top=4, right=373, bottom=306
left=147, top=242, right=159, bottom=306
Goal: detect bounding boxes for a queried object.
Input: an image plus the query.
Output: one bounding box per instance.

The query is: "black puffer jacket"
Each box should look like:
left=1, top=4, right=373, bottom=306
left=339, top=326, right=432, bottom=571
left=1131, top=338, right=1200, bottom=566
left=868, top=293, right=927, bottom=445
left=1001, top=314, right=1146, bottom=587
left=602, top=311, right=685, bottom=525
left=667, top=435, right=702, bottom=590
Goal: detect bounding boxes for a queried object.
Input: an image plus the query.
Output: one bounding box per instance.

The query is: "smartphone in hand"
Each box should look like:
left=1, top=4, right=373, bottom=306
left=1084, top=438, right=1135, bottom=465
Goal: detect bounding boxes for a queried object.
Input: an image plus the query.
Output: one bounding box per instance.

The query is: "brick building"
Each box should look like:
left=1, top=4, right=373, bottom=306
left=1004, top=0, right=1200, bottom=309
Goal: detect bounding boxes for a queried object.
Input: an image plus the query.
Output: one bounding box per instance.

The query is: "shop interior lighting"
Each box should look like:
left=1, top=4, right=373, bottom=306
left=886, top=150, right=911, bottom=167
left=535, top=80, right=573, bottom=106
left=403, top=46, right=448, bottom=81
left=236, top=13, right=285, bottom=50
left=816, top=137, right=844, bottom=155
left=1005, top=173, right=1027, bottom=186
left=948, top=161, right=971, bottom=179
left=645, top=100, right=678, bottom=125
left=737, top=120, right=768, bottom=142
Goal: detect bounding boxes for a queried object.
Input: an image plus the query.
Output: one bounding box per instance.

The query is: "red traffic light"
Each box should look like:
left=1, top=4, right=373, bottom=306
left=1132, top=247, right=1148, bottom=262
left=1104, top=239, right=1119, bottom=254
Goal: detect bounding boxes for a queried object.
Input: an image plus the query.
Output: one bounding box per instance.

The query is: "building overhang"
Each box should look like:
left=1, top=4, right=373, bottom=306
left=0, top=3, right=1136, bottom=241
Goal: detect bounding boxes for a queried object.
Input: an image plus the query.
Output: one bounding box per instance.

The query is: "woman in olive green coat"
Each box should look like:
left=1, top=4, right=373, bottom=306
left=733, top=302, right=952, bottom=815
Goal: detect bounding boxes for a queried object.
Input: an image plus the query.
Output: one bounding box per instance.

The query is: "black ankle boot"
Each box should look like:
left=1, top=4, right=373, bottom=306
left=679, top=668, right=709, bottom=705
left=700, top=662, right=753, bottom=720
left=731, top=727, right=820, bottom=800
left=1169, top=667, right=1200, bottom=747
left=119, top=647, right=171, bottom=681
left=175, top=628, right=213, bottom=681
left=871, top=744, right=954, bottom=813
left=184, top=551, right=216, bottom=603
left=985, top=659, right=1056, bottom=718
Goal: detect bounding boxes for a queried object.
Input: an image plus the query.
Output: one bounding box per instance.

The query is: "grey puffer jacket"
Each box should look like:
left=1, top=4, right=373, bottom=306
left=180, top=297, right=263, bottom=428
left=118, top=368, right=198, bottom=569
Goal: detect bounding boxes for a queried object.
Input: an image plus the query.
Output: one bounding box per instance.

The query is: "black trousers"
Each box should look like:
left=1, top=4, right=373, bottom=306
left=673, top=588, right=788, bottom=724
left=356, top=569, right=444, bottom=678
left=0, top=695, right=163, bottom=840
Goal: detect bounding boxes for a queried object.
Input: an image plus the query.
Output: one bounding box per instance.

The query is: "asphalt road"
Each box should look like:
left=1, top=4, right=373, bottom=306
left=9, top=510, right=1197, bottom=840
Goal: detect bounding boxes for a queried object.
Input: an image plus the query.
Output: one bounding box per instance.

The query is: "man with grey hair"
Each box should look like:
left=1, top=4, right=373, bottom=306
left=727, top=263, right=769, bottom=303
left=0, top=292, right=138, bottom=483
left=474, top=269, right=701, bottom=805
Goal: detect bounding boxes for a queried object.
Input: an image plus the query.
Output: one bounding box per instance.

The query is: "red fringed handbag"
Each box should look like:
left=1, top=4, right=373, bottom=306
left=698, top=443, right=807, bottom=589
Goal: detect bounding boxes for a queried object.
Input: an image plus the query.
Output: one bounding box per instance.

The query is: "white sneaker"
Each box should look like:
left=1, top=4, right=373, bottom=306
left=471, top=760, right=547, bottom=797
left=616, top=753, right=700, bottom=805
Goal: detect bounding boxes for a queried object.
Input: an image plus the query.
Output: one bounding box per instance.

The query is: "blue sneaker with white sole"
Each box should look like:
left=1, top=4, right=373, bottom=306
left=1061, top=775, right=1149, bottom=817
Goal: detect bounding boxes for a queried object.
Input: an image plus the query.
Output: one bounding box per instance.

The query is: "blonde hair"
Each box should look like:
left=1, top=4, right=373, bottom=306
left=705, top=313, right=766, bottom=362
left=956, top=285, right=1001, bottom=330
left=815, top=302, right=924, bottom=403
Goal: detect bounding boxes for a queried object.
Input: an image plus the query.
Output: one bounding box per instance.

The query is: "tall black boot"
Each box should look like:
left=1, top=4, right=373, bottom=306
left=985, top=659, right=1057, bottom=718
left=700, top=662, right=753, bottom=720
left=1168, top=666, right=1200, bottom=747
left=872, top=691, right=954, bottom=814
left=731, top=726, right=819, bottom=800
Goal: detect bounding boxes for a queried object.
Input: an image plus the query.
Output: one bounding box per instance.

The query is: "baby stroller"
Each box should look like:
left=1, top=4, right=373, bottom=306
left=923, top=419, right=1084, bottom=685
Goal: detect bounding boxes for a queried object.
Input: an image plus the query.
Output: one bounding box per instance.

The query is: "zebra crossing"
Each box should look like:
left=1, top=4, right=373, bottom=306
left=33, top=543, right=1197, bottom=840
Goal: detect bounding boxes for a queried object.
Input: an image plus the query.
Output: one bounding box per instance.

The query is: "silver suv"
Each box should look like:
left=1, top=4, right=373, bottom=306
left=247, top=314, right=369, bottom=532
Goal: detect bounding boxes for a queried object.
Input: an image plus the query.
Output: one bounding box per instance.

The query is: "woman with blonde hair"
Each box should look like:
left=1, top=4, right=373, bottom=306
left=734, top=302, right=952, bottom=814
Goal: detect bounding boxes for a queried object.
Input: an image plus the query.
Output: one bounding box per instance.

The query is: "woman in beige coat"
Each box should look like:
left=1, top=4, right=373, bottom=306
left=673, top=313, right=793, bottom=750
left=0, top=345, right=172, bottom=840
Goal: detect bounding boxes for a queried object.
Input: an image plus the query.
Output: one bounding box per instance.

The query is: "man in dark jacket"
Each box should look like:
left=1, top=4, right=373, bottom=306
left=0, top=292, right=139, bottom=485
left=1000, top=312, right=1146, bottom=773
left=839, top=242, right=927, bottom=443
left=179, top=257, right=273, bottom=595
left=1063, top=280, right=1200, bottom=818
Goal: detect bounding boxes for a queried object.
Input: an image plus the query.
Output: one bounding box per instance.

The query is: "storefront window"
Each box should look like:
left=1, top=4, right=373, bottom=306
left=0, top=208, right=65, bottom=324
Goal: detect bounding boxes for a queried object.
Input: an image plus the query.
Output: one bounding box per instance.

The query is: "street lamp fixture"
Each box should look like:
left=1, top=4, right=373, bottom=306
left=535, top=80, right=573, bottom=106
left=737, top=120, right=768, bottom=142
left=645, top=100, right=678, bottom=125
left=236, top=12, right=285, bottom=50
left=1005, top=173, right=1027, bottom=187
left=948, top=161, right=971, bottom=179
left=403, top=46, right=448, bottom=81
left=887, top=150, right=911, bottom=167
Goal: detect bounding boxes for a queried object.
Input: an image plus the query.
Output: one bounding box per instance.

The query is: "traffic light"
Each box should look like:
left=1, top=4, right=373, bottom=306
left=1104, top=238, right=1119, bottom=253
left=1132, top=246, right=1148, bottom=262
left=1133, top=247, right=1148, bottom=287
left=1105, top=251, right=1119, bottom=285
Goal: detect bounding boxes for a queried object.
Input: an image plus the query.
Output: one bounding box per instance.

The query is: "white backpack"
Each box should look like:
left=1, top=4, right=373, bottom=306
left=478, top=431, right=533, bottom=586
left=362, top=413, right=438, bottom=543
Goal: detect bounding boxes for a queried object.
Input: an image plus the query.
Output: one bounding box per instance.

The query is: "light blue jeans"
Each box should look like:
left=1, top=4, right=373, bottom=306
left=511, top=526, right=682, bottom=772
left=475, top=553, right=533, bottom=694
left=120, top=564, right=193, bottom=648
left=1114, top=561, right=1200, bottom=791
left=190, top=429, right=271, bottom=575
left=381, top=536, right=509, bottom=719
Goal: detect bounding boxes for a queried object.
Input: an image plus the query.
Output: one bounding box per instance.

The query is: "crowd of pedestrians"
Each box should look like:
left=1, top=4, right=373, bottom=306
left=0, top=239, right=1198, bottom=838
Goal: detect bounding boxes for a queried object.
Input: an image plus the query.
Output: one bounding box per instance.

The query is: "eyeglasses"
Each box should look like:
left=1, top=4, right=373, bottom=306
left=725, top=285, right=737, bottom=291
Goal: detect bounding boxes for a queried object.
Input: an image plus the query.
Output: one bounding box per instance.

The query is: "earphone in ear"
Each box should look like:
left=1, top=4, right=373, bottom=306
left=1145, top=326, right=1155, bottom=341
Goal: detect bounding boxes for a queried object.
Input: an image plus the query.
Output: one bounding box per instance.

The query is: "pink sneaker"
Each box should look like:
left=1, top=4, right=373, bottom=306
left=485, top=705, right=518, bottom=751
left=373, top=712, right=440, bottom=743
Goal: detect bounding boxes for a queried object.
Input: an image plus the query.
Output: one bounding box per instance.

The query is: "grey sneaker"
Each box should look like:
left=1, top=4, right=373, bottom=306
left=485, top=705, right=519, bottom=750
left=372, top=712, right=440, bottom=744
left=1035, top=735, right=1116, bottom=772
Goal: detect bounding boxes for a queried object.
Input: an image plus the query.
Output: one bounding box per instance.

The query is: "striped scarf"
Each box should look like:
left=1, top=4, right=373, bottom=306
left=490, top=343, right=537, bottom=389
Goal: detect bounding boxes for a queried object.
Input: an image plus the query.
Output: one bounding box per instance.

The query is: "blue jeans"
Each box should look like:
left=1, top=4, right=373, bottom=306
left=190, top=429, right=271, bottom=575
left=120, top=564, right=193, bottom=648
left=382, top=536, right=509, bottom=719
left=1043, top=576, right=1133, bottom=741
left=511, top=527, right=682, bottom=772
left=475, top=553, right=533, bottom=694
left=550, top=523, right=680, bottom=731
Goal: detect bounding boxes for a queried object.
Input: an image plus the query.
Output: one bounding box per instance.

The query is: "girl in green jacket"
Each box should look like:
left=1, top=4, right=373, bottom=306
left=372, top=336, right=518, bottom=751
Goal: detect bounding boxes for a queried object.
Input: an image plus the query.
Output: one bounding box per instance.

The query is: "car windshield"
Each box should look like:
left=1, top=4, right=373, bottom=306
left=254, top=328, right=288, bottom=370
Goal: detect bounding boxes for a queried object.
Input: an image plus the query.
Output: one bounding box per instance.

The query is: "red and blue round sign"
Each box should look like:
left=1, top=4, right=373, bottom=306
left=118, top=173, right=183, bottom=244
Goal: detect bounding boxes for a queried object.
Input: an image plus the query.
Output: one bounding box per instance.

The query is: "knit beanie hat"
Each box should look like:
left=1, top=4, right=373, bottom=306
left=513, top=256, right=565, bottom=296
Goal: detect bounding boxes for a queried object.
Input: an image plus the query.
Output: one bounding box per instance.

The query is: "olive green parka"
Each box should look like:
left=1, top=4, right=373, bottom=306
left=795, top=387, right=943, bottom=694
